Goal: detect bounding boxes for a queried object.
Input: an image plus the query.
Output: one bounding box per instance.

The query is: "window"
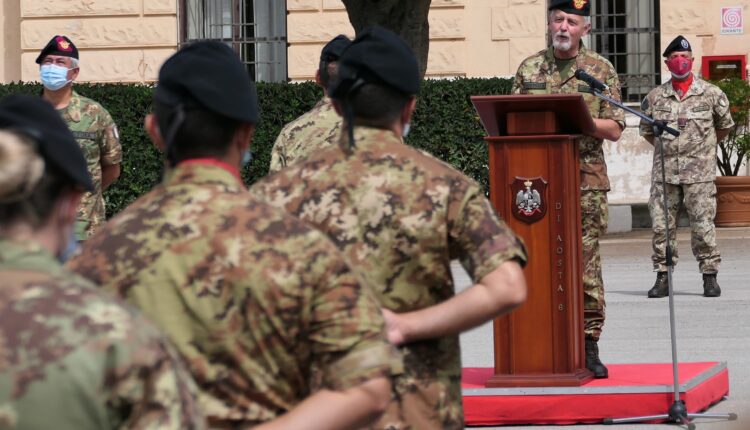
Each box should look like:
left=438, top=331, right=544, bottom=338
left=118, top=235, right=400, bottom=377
left=181, top=0, right=287, bottom=82
left=589, top=0, right=660, bottom=103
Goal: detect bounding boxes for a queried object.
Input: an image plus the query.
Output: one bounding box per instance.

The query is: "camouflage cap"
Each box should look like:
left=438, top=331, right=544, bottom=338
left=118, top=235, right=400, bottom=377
left=0, top=95, right=93, bottom=192
left=330, top=26, right=420, bottom=98
left=35, top=35, right=79, bottom=64
left=662, top=35, right=692, bottom=57
left=549, top=0, right=591, bottom=16
left=154, top=40, right=259, bottom=123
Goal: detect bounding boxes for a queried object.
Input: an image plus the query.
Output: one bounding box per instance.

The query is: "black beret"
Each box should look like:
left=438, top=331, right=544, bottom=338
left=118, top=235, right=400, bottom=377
left=663, top=35, right=692, bottom=57
left=549, top=0, right=591, bottom=16
left=35, top=35, right=79, bottom=64
left=330, top=26, right=420, bottom=98
left=320, top=35, right=351, bottom=63
left=0, top=95, right=93, bottom=192
left=154, top=41, right=259, bottom=123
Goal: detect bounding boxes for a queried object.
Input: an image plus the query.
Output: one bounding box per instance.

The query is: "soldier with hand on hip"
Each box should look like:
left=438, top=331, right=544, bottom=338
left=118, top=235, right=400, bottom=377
left=69, top=41, right=398, bottom=430
left=253, top=26, right=528, bottom=430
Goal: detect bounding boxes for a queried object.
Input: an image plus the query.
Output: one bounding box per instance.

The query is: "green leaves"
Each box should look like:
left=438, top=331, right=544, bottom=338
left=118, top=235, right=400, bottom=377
left=712, top=78, right=750, bottom=176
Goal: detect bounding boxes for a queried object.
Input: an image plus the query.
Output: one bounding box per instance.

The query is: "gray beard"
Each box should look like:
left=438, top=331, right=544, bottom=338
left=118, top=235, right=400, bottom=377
left=552, top=35, right=572, bottom=52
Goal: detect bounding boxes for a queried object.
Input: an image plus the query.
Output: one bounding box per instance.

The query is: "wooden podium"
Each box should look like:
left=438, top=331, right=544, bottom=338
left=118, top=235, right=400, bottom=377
left=471, top=94, right=595, bottom=387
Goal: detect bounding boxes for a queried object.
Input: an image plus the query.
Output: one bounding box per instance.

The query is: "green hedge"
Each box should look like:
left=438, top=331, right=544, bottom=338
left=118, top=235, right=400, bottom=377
left=0, top=78, right=513, bottom=217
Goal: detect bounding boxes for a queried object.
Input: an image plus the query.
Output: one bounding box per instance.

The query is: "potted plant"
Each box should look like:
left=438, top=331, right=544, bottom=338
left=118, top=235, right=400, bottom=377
left=713, top=77, right=750, bottom=226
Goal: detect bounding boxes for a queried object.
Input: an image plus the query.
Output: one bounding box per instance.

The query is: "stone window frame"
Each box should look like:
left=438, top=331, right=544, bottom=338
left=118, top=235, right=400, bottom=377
left=179, top=0, right=288, bottom=82
left=588, top=0, right=661, bottom=104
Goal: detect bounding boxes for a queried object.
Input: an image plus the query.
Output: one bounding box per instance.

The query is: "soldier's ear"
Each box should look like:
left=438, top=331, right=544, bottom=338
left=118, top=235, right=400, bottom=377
left=144, top=114, right=166, bottom=152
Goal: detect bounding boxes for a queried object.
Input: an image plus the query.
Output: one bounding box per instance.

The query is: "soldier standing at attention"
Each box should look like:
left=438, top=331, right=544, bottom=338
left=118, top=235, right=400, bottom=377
left=511, top=0, right=625, bottom=379
left=37, top=35, right=122, bottom=241
left=268, top=35, right=350, bottom=172
left=252, top=27, right=528, bottom=430
left=0, top=95, right=204, bottom=429
left=640, top=36, right=734, bottom=298
left=69, top=41, right=397, bottom=430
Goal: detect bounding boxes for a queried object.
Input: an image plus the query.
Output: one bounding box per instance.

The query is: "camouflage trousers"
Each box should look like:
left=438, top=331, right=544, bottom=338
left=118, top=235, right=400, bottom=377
left=582, top=190, right=608, bottom=341
left=649, top=181, right=720, bottom=273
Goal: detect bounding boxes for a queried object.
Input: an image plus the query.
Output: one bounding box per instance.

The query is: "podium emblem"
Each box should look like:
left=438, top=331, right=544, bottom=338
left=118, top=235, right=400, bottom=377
left=512, top=177, right=547, bottom=224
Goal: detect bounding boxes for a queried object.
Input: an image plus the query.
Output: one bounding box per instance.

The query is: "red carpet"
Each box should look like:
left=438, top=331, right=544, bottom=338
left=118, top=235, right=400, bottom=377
left=462, top=362, right=729, bottom=426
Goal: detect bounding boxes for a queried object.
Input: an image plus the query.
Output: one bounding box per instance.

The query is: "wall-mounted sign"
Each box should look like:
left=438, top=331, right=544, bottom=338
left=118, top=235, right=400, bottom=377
left=702, top=55, right=747, bottom=80
left=721, top=6, right=743, bottom=35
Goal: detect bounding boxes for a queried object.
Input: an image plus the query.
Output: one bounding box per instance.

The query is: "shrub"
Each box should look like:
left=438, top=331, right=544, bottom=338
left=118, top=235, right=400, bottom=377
left=0, top=77, right=513, bottom=217
left=713, top=78, right=750, bottom=176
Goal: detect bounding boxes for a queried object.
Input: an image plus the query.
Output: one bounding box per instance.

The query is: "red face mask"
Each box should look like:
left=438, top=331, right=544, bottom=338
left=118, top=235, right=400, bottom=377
left=666, top=56, right=693, bottom=79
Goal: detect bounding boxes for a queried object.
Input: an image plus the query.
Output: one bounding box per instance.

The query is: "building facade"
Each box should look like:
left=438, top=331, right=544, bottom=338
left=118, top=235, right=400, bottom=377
left=2, top=0, right=748, bottom=210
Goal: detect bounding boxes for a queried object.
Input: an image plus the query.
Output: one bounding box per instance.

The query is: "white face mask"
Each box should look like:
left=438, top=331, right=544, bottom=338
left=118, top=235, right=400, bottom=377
left=402, top=122, right=411, bottom=138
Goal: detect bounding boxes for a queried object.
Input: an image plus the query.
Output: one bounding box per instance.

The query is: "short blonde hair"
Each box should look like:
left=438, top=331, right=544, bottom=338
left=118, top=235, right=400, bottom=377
left=0, top=130, right=44, bottom=204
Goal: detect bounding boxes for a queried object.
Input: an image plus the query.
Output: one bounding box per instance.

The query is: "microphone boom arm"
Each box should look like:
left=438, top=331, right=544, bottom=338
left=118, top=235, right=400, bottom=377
left=582, top=87, right=680, bottom=137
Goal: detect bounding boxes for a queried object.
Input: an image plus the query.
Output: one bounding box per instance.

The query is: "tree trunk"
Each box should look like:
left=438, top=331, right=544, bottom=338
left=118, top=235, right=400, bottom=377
left=341, top=0, right=431, bottom=78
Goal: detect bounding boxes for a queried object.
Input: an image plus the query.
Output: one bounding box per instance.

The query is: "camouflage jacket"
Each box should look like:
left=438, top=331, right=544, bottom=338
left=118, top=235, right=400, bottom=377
left=58, top=91, right=122, bottom=240
left=512, top=44, right=625, bottom=191
left=639, top=77, right=734, bottom=184
left=269, top=96, right=342, bottom=172
left=252, top=127, right=528, bottom=429
left=68, top=162, right=399, bottom=428
left=0, top=238, right=204, bottom=430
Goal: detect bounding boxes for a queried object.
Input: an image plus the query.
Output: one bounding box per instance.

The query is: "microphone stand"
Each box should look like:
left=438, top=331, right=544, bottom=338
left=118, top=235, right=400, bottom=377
left=582, top=87, right=738, bottom=429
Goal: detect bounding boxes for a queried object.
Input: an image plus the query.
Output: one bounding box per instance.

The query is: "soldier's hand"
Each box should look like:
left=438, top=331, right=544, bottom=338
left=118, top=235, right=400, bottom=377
left=381, top=308, right=407, bottom=346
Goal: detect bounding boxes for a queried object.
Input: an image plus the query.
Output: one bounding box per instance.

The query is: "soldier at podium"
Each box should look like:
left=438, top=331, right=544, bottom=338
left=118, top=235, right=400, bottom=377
left=511, top=0, right=625, bottom=379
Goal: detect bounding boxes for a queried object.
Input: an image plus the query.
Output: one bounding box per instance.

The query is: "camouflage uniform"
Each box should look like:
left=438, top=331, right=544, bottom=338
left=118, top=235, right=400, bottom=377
left=0, top=238, right=204, bottom=429
left=512, top=44, right=625, bottom=341
left=58, top=91, right=122, bottom=240
left=268, top=96, right=342, bottom=172
left=639, top=77, right=734, bottom=273
left=252, top=127, right=528, bottom=430
left=68, top=162, right=399, bottom=428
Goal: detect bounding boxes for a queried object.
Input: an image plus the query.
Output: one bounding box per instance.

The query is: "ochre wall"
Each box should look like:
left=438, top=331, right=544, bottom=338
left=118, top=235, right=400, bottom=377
left=4, top=0, right=750, bottom=83
left=661, top=1, right=750, bottom=80
left=15, top=0, right=178, bottom=83
left=0, top=0, right=23, bottom=83
left=286, top=0, right=548, bottom=80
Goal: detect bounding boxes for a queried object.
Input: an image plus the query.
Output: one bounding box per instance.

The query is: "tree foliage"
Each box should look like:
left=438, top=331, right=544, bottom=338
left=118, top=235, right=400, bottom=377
left=713, top=78, right=750, bottom=176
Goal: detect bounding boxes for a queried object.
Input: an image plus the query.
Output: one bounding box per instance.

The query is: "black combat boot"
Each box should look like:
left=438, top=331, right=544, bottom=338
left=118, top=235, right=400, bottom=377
left=585, top=338, right=608, bottom=379
left=647, top=271, right=669, bottom=298
left=702, top=273, right=721, bottom=297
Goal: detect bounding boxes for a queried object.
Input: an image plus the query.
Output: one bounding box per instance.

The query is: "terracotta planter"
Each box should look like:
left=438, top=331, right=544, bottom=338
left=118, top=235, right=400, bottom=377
left=715, top=175, right=750, bottom=227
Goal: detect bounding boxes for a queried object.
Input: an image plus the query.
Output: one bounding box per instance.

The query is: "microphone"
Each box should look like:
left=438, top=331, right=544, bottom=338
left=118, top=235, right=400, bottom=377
left=574, top=69, right=609, bottom=92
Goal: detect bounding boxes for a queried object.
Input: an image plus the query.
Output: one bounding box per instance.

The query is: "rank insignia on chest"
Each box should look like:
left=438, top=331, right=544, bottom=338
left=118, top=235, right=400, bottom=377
left=523, top=82, right=547, bottom=90
left=511, top=177, right=548, bottom=224
left=72, top=131, right=98, bottom=140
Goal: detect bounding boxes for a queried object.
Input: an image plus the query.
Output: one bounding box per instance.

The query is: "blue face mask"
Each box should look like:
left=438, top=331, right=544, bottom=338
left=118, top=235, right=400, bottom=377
left=57, top=228, right=79, bottom=263
left=241, top=150, right=253, bottom=168
left=40, top=64, right=72, bottom=91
